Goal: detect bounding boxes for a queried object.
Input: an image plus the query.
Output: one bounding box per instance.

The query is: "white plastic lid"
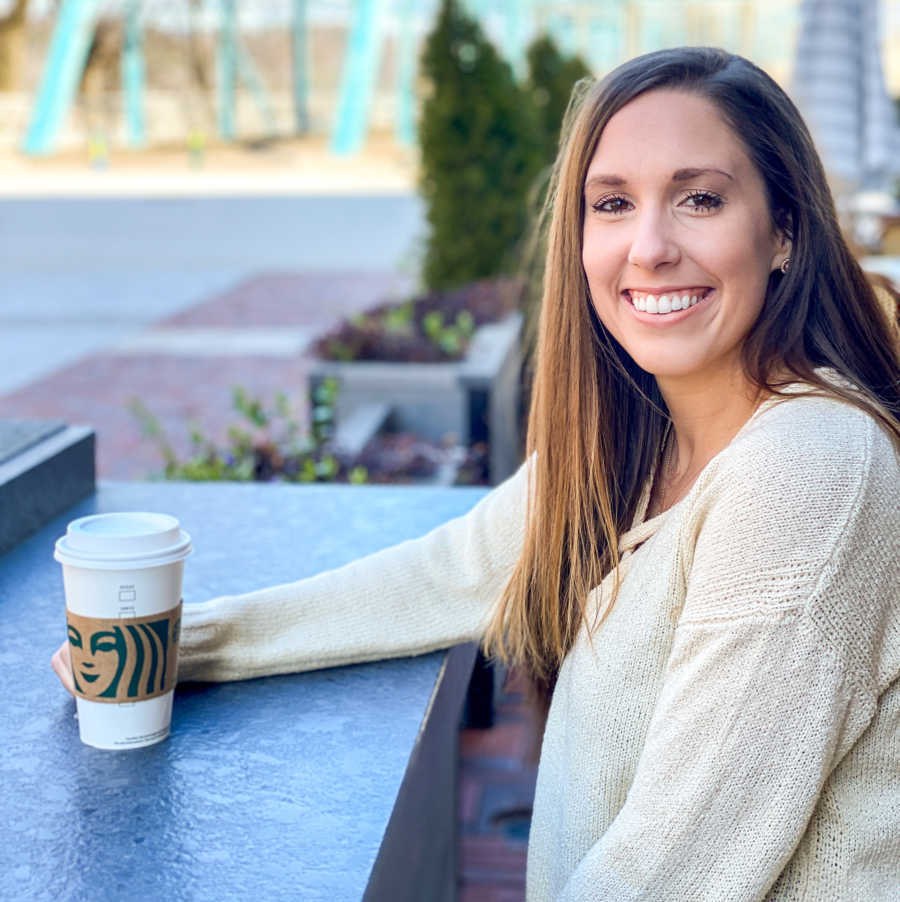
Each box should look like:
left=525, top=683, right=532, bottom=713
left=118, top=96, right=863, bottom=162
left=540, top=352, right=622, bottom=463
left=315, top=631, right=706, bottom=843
left=54, top=512, right=192, bottom=570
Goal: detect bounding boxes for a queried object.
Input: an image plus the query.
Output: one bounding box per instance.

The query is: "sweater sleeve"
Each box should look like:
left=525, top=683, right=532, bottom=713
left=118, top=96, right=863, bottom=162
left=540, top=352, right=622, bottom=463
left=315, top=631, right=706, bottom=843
left=177, top=457, right=530, bottom=684
left=560, top=405, right=899, bottom=901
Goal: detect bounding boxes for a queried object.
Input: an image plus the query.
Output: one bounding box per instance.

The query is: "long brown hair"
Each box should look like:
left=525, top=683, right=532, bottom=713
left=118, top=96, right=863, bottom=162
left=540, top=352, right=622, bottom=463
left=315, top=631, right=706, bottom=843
left=483, top=47, right=900, bottom=702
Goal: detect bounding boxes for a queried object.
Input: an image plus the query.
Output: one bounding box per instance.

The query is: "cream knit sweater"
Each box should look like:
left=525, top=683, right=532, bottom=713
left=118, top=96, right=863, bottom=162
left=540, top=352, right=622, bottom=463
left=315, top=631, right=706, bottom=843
left=179, top=390, right=900, bottom=901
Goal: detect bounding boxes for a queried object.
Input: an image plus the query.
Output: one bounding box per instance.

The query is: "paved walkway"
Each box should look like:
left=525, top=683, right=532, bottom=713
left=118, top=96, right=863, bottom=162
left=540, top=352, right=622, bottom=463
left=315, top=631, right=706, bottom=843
left=0, top=193, right=426, bottom=396
left=0, top=271, right=414, bottom=477
left=0, top=267, right=537, bottom=898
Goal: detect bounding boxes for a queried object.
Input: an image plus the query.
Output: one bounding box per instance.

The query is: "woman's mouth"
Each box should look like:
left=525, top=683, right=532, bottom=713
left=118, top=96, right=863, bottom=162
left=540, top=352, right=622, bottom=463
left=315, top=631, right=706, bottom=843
left=624, top=288, right=713, bottom=315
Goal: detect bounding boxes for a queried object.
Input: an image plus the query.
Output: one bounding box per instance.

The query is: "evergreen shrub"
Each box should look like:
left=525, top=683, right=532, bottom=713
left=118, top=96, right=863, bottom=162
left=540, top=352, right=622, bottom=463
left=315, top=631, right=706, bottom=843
left=525, top=34, right=593, bottom=166
left=419, top=0, right=542, bottom=291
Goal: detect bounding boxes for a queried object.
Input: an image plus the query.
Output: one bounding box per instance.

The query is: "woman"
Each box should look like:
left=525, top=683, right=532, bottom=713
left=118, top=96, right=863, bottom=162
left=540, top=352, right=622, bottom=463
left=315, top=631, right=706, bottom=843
left=54, top=48, right=899, bottom=899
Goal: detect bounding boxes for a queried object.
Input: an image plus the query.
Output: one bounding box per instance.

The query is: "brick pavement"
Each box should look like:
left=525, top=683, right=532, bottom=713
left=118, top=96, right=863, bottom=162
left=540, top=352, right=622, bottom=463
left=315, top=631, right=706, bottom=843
left=0, top=271, right=414, bottom=478
left=0, top=267, right=537, bottom=897
left=459, top=667, right=539, bottom=901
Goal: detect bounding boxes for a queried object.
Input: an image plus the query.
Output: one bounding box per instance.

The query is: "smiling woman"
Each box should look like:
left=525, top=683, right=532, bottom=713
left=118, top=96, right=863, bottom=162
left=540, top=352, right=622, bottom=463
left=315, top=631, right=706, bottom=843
left=481, top=46, right=900, bottom=898
left=51, top=46, right=900, bottom=902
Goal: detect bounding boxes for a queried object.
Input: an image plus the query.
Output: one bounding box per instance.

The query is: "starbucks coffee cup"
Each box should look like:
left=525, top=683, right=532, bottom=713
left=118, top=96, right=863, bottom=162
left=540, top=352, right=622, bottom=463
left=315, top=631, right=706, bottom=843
left=54, top=512, right=192, bottom=750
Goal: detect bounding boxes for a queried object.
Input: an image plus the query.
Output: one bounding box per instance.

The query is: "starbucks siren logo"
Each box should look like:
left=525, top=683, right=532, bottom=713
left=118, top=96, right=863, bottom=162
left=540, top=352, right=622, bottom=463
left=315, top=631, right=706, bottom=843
left=67, top=603, right=181, bottom=703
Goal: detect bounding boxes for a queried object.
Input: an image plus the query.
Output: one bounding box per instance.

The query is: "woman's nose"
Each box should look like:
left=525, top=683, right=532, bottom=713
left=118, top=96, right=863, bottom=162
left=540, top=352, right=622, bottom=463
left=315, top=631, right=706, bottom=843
left=626, top=210, right=680, bottom=271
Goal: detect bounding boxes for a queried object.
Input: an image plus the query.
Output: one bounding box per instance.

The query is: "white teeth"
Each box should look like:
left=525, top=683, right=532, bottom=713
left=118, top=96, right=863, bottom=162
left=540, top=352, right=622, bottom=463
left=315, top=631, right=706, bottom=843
left=629, top=290, right=707, bottom=314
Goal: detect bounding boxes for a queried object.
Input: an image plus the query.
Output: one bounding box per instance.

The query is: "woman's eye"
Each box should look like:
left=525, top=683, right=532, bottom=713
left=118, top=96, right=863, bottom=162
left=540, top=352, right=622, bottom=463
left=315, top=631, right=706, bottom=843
left=592, top=195, right=632, bottom=215
left=680, top=191, right=723, bottom=212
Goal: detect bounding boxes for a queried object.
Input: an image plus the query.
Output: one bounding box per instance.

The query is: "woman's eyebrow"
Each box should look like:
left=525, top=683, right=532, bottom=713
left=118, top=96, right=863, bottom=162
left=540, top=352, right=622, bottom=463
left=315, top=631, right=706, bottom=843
left=584, top=167, right=735, bottom=191
left=672, top=167, right=734, bottom=182
left=584, top=173, right=627, bottom=190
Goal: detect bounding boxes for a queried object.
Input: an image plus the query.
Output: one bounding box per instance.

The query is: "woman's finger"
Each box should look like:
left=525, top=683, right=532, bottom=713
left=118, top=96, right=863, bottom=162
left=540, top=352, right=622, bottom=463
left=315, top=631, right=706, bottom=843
left=51, top=641, right=76, bottom=697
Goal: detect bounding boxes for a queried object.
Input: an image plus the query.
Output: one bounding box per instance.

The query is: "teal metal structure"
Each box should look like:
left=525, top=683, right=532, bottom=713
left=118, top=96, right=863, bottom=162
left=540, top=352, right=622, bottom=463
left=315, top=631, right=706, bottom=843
left=394, top=0, right=417, bottom=147
left=237, top=42, right=277, bottom=136
left=23, top=0, right=100, bottom=155
left=26, top=0, right=715, bottom=158
left=332, top=0, right=536, bottom=153
left=22, top=0, right=563, bottom=158
left=217, top=0, right=277, bottom=141
left=122, top=0, right=146, bottom=147
left=217, top=0, right=238, bottom=140
left=331, top=0, right=384, bottom=155
left=293, top=0, right=310, bottom=133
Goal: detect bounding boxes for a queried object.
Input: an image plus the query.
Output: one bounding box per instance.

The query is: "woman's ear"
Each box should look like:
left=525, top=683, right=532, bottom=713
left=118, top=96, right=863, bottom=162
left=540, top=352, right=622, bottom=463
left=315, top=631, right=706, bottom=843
left=772, top=211, right=793, bottom=272
left=773, top=237, right=792, bottom=272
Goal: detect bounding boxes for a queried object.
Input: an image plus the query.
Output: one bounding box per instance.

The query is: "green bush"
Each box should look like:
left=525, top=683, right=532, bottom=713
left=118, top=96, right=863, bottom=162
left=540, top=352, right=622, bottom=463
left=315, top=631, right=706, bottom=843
left=419, top=0, right=543, bottom=291
left=525, top=34, right=593, bottom=166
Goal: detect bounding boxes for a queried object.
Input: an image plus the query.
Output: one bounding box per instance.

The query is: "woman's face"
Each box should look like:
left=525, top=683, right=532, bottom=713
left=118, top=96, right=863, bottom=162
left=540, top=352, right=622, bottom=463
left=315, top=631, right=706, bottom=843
left=581, top=88, right=789, bottom=387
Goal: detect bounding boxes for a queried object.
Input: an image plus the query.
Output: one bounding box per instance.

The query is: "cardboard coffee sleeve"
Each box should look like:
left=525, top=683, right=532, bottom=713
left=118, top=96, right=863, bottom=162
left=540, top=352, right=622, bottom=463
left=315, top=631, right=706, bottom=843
left=66, top=603, right=182, bottom=703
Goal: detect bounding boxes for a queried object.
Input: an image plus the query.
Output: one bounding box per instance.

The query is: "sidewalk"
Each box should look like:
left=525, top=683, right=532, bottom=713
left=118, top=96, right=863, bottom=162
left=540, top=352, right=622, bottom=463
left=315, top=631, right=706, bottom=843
left=0, top=265, right=537, bottom=899
left=0, top=134, right=417, bottom=197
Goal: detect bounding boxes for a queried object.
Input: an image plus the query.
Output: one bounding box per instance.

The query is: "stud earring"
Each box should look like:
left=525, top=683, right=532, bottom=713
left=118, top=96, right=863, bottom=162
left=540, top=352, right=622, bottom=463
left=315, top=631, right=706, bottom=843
left=780, top=257, right=790, bottom=274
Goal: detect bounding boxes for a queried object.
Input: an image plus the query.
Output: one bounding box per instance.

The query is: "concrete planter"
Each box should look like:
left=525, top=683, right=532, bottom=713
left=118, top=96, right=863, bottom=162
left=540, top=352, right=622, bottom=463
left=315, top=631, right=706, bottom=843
left=308, top=313, right=523, bottom=484
left=0, top=419, right=95, bottom=556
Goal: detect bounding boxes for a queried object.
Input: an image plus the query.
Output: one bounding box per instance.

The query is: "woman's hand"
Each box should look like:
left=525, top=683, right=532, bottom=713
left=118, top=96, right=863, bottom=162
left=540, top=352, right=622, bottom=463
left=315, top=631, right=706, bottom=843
left=51, top=640, right=76, bottom=696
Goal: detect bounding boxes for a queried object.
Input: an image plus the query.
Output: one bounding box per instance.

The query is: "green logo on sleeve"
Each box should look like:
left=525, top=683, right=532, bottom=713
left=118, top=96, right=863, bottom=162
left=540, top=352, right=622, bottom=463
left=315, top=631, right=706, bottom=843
left=67, top=603, right=181, bottom=703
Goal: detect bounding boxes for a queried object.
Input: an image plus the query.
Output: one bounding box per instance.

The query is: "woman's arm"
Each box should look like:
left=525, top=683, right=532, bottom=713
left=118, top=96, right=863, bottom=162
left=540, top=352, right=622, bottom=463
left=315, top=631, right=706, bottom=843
left=177, top=457, right=530, bottom=684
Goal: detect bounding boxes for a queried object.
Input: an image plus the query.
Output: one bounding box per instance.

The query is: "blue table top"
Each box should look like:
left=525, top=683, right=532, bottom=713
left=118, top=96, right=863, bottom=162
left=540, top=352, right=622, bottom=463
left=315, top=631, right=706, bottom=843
left=0, top=480, right=487, bottom=901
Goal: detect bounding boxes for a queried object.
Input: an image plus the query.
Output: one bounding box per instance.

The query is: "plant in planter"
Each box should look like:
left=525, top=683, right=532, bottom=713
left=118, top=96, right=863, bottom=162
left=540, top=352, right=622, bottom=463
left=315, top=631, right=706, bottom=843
left=128, top=381, right=486, bottom=485
left=309, top=279, right=524, bottom=484
left=314, top=277, right=521, bottom=364
left=128, top=381, right=368, bottom=484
